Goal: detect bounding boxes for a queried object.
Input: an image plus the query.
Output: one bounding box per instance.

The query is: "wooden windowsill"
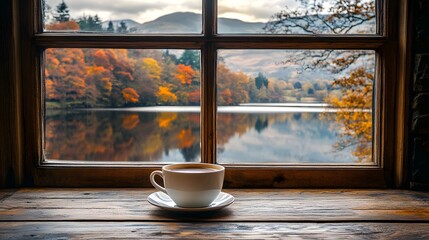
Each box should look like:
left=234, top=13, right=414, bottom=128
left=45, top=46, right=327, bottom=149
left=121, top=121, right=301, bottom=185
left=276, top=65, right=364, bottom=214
left=1, top=188, right=429, bottom=238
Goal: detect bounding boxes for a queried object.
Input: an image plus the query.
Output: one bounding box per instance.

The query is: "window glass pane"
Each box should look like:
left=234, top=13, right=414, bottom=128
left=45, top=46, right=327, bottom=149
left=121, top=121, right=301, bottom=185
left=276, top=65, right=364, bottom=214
left=42, top=0, right=202, bottom=33
left=44, top=48, right=201, bottom=162
left=216, top=49, right=375, bottom=164
left=218, top=0, right=376, bottom=34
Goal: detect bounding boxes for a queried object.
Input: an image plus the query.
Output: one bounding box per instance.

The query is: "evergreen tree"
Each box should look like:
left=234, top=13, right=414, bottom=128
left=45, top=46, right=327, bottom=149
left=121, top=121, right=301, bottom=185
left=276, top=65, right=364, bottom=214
left=78, top=14, right=103, bottom=31
left=117, top=21, right=128, bottom=33
left=107, top=21, right=114, bottom=32
left=178, top=50, right=200, bottom=70
left=163, top=50, right=178, bottom=64
left=293, top=81, right=302, bottom=89
left=54, top=0, right=70, bottom=23
left=255, top=72, right=268, bottom=90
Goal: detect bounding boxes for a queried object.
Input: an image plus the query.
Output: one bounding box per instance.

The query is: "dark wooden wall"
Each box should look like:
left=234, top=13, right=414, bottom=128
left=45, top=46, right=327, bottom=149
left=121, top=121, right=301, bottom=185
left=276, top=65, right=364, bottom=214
left=411, top=0, right=429, bottom=190
left=0, top=0, right=23, bottom=188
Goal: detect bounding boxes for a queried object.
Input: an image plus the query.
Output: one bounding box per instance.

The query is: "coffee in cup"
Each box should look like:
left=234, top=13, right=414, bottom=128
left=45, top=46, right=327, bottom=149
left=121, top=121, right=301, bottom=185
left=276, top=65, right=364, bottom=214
left=150, top=163, right=225, bottom=208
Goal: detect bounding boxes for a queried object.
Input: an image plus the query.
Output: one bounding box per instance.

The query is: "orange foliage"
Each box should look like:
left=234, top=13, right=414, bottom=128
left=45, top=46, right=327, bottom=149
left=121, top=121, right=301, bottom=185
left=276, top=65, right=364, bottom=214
left=187, top=90, right=200, bottom=104
left=122, top=114, right=140, bottom=130
left=157, top=113, right=177, bottom=128
left=176, top=64, right=195, bottom=85
left=177, top=128, right=196, bottom=148
left=221, top=89, right=233, bottom=105
left=217, top=64, right=250, bottom=105
left=46, top=21, right=80, bottom=30
left=93, top=50, right=111, bottom=70
left=45, top=79, right=58, bottom=99
left=122, top=88, right=139, bottom=103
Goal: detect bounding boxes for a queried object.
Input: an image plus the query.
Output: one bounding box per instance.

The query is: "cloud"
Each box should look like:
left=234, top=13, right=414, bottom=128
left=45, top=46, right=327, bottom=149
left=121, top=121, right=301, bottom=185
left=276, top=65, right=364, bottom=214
left=46, top=0, right=201, bottom=23
left=218, top=0, right=300, bottom=22
left=46, top=0, right=302, bottom=23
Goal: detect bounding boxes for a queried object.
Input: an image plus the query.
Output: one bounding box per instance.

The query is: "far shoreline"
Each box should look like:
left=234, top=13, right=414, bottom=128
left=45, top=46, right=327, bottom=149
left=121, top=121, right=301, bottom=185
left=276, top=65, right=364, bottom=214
left=46, top=103, right=372, bottom=113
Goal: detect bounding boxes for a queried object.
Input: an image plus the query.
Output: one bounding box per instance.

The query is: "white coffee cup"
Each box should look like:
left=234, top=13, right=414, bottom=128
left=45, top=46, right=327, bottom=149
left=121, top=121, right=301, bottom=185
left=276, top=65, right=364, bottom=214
left=150, top=163, right=225, bottom=208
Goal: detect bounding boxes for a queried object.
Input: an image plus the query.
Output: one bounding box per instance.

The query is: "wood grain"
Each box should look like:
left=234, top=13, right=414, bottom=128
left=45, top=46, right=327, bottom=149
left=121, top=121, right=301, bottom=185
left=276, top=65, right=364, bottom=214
left=394, top=0, right=412, bottom=188
left=0, top=190, right=16, bottom=202
left=1, top=189, right=428, bottom=222
left=1, top=222, right=428, bottom=239
left=30, top=165, right=387, bottom=188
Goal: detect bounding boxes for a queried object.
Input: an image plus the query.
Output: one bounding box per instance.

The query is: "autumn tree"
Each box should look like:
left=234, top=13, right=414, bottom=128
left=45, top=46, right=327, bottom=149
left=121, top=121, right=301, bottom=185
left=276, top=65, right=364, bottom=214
left=156, top=86, right=178, bottom=105
left=142, top=58, right=162, bottom=81
left=122, top=88, right=139, bottom=103
left=85, top=66, right=113, bottom=106
left=217, top=63, right=250, bottom=105
left=176, top=64, right=195, bottom=85
left=46, top=21, right=80, bottom=30
left=326, top=67, right=373, bottom=162
left=45, top=48, right=87, bottom=107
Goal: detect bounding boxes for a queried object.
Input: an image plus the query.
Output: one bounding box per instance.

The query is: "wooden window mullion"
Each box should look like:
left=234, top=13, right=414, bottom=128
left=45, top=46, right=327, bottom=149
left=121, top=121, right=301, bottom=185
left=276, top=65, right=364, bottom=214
left=202, top=0, right=217, bottom=164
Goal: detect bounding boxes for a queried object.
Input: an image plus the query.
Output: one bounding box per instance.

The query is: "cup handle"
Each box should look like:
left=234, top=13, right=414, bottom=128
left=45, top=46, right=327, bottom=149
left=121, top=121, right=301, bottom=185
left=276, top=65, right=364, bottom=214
left=150, top=170, right=167, bottom=194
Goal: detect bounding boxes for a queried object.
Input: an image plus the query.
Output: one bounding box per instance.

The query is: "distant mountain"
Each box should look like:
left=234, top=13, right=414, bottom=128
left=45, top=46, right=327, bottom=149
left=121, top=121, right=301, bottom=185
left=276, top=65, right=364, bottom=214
left=101, top=11, right=373, bottom=34
left=101, top=19, right=143, bottom=32
left=100, top=12, right=374, bottom=82
left=102, top=12, right=265, bottom=34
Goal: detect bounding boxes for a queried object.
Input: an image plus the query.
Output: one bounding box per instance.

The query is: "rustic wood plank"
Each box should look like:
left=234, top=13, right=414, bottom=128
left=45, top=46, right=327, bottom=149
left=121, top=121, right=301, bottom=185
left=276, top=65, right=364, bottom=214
left=0, top=222, right=428, bottom=239
left=0, top=189, right=16, bottom=203
left=1, top=189, right=428, bottom=222
left=32, top=166, right=388, bottom=188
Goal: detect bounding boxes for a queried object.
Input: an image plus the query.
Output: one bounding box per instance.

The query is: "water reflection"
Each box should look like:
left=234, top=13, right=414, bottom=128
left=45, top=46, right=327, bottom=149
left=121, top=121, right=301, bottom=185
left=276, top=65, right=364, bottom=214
left=217, top=112, right=354, bottom=163
left=45, top=110, right=201, bottom=162
left=45, top=109, right=367, bottom=163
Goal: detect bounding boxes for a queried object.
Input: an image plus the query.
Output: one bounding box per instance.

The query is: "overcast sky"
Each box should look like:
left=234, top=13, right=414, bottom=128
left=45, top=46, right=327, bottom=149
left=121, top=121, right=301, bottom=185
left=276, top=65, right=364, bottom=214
left=46, top=0, right=301, bottom=23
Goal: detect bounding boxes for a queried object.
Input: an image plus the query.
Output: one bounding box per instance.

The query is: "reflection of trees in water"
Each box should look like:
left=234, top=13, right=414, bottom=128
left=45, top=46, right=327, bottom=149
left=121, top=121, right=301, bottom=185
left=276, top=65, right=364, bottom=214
left=45, top=111, right=201, bottom=162
left=254, top=116, right=269, bottom=133
left=217, top=112, right=325, bottom=148
left=45, top=109, right=370, bottom=162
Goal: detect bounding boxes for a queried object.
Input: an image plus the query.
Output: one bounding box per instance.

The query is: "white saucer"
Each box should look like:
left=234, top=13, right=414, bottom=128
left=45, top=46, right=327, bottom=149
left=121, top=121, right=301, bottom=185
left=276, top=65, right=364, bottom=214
left=147, top=191, right=234, bottom=212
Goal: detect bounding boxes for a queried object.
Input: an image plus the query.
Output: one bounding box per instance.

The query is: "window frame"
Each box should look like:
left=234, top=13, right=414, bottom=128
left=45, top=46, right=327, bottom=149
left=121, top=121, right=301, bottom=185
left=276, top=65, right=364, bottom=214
left=16, top=0, right=406, bottom=187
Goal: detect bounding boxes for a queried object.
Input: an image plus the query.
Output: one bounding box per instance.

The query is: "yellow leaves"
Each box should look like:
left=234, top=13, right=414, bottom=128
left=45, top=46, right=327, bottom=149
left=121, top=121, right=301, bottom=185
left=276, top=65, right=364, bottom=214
left=122, top=87, right=140, bottom=103
left=142, top=58, right=162, bottom=80
left=156, top=86, right=178, bottom=104
left=176, top=64, right=195, bottom=85
left=327, top=67, right=374, bottom=163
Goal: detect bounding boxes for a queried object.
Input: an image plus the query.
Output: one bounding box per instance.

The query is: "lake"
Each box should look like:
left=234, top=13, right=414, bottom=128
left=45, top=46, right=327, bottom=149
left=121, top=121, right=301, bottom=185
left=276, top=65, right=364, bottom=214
left=44, top=105, right=372, bottom=164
